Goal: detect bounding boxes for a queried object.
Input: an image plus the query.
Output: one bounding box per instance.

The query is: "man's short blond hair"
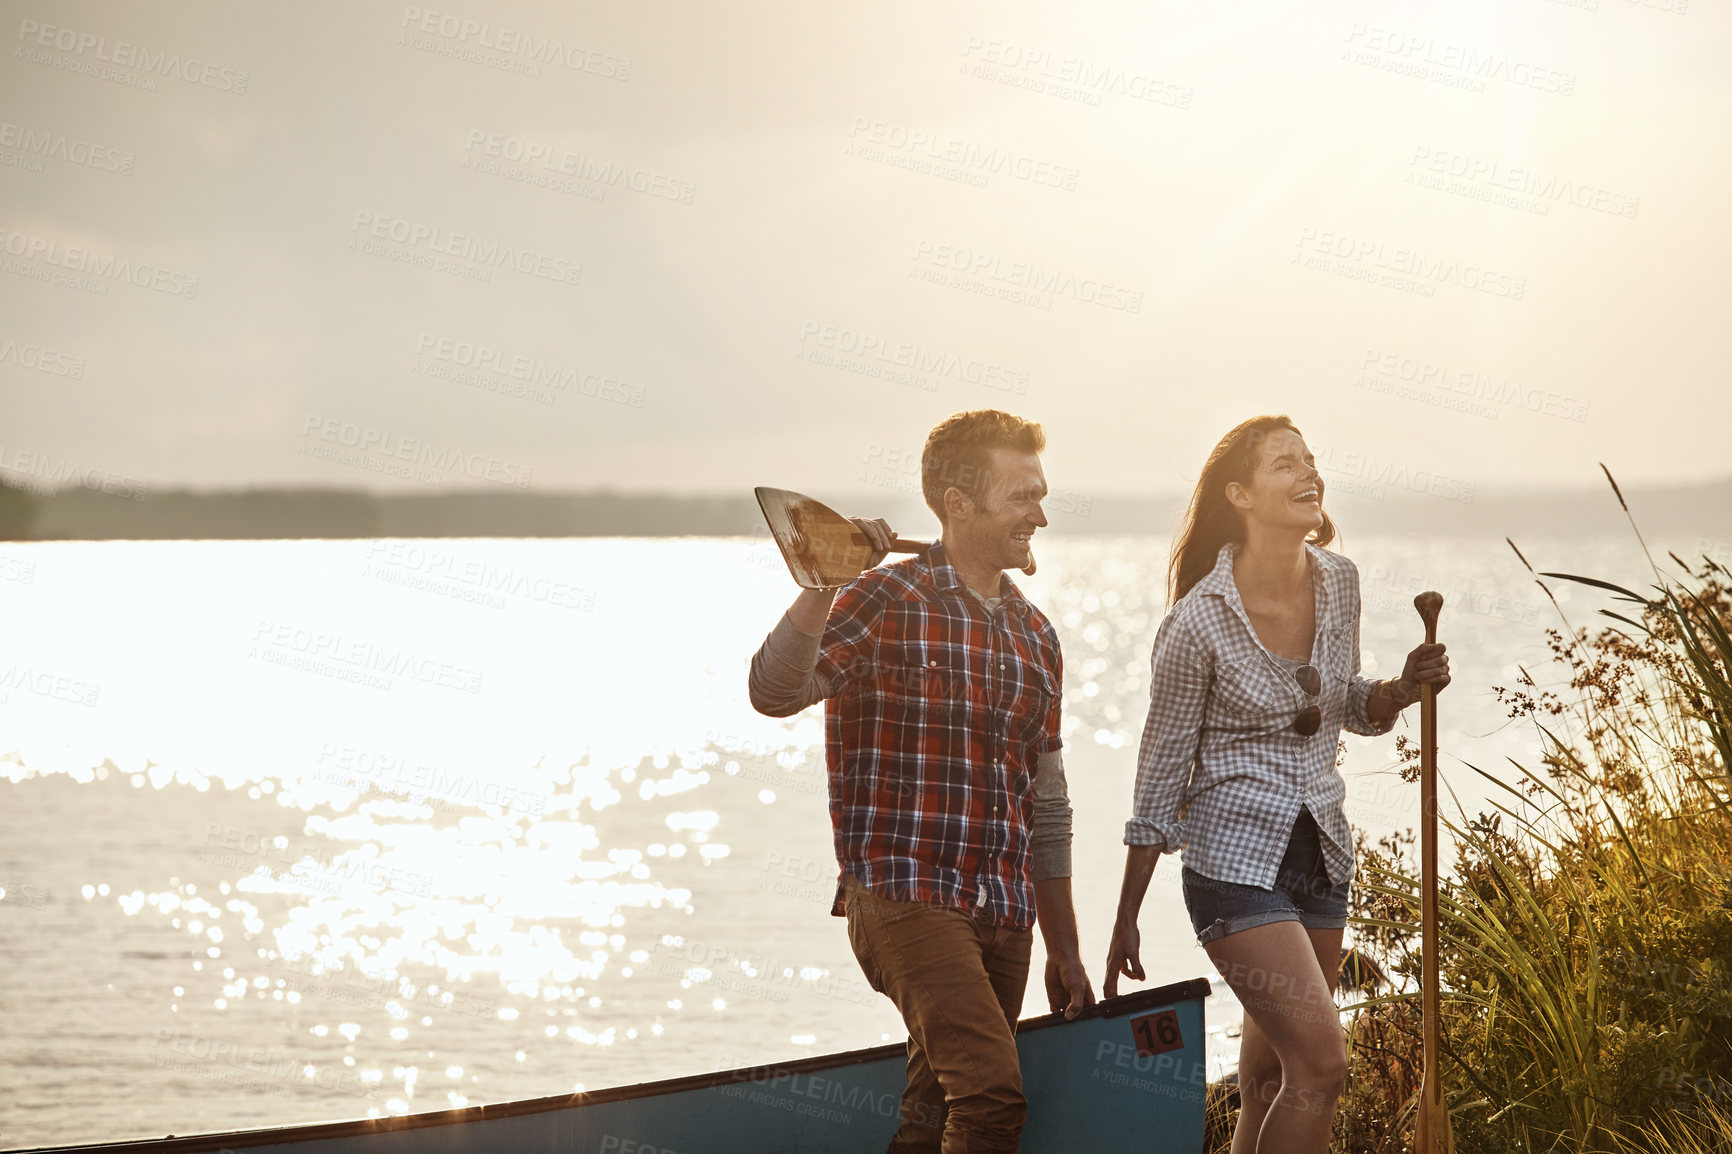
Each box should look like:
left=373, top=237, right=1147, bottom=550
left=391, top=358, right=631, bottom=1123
left=920, top=410, right=1046, bottom=522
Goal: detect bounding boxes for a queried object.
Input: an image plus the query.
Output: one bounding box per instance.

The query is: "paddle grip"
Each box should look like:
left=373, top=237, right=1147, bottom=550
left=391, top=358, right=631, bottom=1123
left=1415, top=590, right=1442, bottom=646
left=883, top=537, right=1037, bottom=577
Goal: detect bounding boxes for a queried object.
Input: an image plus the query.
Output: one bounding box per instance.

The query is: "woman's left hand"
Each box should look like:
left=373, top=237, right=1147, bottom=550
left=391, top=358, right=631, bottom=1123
left=1397, top=642, right=1451, bottom=700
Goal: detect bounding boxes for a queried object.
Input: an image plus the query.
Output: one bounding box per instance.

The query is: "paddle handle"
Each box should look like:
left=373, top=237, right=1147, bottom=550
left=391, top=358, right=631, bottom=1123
left=879, top=537, right=1036, bottom=577
left=1413, top=591, right=1454, bottom=1154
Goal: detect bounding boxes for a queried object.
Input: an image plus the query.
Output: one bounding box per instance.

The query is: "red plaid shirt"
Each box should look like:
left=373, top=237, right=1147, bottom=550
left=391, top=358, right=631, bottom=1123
left=815, top=541, right=1063, bottom=930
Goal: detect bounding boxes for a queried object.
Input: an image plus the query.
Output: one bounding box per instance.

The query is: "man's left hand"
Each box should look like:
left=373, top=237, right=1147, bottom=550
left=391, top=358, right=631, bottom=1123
left=1045, top=954, right=1096, bottom=1020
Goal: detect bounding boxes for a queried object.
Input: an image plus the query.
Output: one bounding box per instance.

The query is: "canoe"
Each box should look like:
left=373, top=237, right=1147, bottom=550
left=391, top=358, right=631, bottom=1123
left=18, top=978, right=1212, bottom=1154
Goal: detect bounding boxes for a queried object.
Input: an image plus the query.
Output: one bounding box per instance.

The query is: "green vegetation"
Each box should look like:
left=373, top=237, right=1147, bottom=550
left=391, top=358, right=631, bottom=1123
left=1212, top=470, right=1732, bottom=1152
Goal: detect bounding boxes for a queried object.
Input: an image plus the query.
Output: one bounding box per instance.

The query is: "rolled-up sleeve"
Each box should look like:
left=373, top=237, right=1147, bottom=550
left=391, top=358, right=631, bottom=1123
left=1125, top=611, right=1210, bottom=849
left=1027, top=748, right=1072, bottom=880
left=813, top=578, right=884, bottom=691
left=1033, top=631, right=1063, bottom=756
left=749, top=578, right=886, bottom=717
left=1341, top=565, right=1398, bottom=737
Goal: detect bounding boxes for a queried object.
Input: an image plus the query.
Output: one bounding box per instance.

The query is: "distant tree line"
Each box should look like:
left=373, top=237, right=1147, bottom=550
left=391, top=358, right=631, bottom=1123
left=1, top=478, right=1728, bottom=541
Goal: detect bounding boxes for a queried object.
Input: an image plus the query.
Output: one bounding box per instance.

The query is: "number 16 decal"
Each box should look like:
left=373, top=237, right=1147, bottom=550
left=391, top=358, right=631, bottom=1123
left=1129, top=1008, right=1182, bottom=1057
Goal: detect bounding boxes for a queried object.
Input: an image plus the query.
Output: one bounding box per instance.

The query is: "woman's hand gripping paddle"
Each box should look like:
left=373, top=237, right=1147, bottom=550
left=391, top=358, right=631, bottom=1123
left=753, top=486, right=1035, bottom=590
left=1413, top=591, right=1456, bottom=1154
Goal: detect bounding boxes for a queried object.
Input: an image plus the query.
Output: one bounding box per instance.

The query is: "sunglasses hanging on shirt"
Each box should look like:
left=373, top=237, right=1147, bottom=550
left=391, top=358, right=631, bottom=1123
left=1244, top=547, right=1326, bottom=737
left=1259, top=648, right=1323, bottom=737
left=1291, top=663, right=1322, bottom=736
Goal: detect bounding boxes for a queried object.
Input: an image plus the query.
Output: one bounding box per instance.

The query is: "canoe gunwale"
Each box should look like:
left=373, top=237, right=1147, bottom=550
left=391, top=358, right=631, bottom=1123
left=16, top=978, right=1212, bottom=1154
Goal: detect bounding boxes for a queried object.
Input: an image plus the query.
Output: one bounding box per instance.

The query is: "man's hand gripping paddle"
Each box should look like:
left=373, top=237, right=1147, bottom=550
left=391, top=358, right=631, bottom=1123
left=753, top=486, right=1035, bottom=590
left=1413, top=591, right=1456, bottom=1154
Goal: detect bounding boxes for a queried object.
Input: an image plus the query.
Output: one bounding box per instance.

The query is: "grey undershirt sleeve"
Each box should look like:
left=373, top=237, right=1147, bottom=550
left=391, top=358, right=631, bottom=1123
left=747, top=612, right=833, bottom=717
left=1028, top=748, right=1073, bottom=881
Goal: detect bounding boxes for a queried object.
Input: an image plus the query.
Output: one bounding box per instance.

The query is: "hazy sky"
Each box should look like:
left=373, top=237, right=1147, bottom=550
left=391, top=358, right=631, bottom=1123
left=2, top=0, right=1727, bottom=503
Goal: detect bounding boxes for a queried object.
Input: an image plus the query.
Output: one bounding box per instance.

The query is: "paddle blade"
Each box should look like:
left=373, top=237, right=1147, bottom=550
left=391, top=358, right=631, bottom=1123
left=754, top=486, right=883, bottom=590
left=752, top=486, right=1035, bottom=587
left=1414, top=1080, right=1456, bottom=1153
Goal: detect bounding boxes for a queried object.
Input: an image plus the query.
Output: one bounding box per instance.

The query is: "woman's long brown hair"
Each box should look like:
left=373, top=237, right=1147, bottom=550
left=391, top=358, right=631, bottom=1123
left=1167, top=415, right=1337, bottom=605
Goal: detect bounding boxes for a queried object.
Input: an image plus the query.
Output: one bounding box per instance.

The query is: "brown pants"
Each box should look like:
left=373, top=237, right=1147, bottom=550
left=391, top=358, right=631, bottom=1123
left=842, top=872, right=1033, bottom=1154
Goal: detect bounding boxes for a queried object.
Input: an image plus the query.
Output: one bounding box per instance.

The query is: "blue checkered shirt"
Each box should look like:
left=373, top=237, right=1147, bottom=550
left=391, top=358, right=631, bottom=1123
left=1124, top=541, right=1396, bottom=888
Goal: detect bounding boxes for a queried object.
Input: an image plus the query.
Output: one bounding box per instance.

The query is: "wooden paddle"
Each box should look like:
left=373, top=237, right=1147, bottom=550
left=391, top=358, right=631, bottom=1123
left=753, top=486, right=1035, bottom=590
left=1413, top=591, right=1455, bottom=1154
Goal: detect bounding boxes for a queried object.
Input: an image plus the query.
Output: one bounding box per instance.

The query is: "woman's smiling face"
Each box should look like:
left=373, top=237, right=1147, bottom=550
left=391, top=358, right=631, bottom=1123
left=1228, top=428, right=1325, bottom=533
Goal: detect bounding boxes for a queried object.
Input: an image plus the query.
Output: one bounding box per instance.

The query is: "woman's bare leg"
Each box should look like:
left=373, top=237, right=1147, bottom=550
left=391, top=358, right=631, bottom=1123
left=1228, top=1014, right=1282, bottom=1154
left=1208, top=923, right=1346, bottom=1154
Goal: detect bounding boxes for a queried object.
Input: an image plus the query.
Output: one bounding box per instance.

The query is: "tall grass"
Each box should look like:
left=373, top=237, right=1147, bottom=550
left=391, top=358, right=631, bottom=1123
left=1325, top=473, right=1732, bottom=1152
left=1615, top=1100, right=1732, bottom=1153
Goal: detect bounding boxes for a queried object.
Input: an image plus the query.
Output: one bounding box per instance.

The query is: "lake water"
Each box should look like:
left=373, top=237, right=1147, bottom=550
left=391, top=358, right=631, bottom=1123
left=0, top=531, right=1692, bottom=1148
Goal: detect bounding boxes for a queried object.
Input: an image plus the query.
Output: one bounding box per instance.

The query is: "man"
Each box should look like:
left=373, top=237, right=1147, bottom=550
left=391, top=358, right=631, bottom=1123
left=749, top=409, right=1094, bottom=1153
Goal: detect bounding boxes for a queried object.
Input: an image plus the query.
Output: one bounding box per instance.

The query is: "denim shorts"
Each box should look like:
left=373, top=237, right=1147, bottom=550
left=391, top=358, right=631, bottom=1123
left=1181, top=807, right=1350, bottom=946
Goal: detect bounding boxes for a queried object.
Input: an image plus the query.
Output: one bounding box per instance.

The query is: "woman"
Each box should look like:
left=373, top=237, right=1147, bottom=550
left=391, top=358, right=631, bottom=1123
left=1102, top=415, right=1449, bottom=1153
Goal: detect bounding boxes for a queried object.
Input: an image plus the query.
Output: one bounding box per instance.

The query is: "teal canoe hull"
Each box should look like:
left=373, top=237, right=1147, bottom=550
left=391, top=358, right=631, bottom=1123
left=20, top=979, right=1212, bottom=1154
